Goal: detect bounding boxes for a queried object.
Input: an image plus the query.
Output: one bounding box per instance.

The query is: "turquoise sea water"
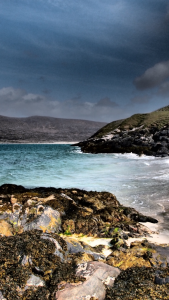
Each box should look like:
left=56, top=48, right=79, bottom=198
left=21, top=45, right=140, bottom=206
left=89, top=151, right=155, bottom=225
left=0, top=144, right=169, bottom=230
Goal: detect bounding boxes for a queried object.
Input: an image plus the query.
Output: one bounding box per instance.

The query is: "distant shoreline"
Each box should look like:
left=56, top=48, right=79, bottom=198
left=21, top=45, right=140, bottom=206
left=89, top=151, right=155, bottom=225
left=0, top=141, right=80, bottom=144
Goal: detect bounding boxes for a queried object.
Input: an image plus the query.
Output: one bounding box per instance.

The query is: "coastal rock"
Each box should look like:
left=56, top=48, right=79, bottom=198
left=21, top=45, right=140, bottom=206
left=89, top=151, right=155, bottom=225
left=109, top=228, right=128, bottom=251
left=25, top=274, right=45, bottom=288
left=1, top=184, right=167, bottom=299
left=64, top=237, right=86, bottom=254
left=0, top=229, right=70, bottom=299
left=122, top=206, right=158, bottom=223
left=0, top=220, right=13, bottom=236
left=0, top=184, right=157, bottom=238
left=76, top=118, right=169, bottom=157
left=55, top=262, right=120, bottom=300
left=41, top=233, right=65, bottom=261
left=64, top=237, right=106, bottom=262
left=155, top=269, right=169, bottom=285
left=148, top=243, right=169, bottom=267
left=105, top=266, right=169, bottom=299
left=107, top=239, right=152, bottom=270
left=23, top=206, right=61, bottom=233
left=107, top=239, right=169, bottom=271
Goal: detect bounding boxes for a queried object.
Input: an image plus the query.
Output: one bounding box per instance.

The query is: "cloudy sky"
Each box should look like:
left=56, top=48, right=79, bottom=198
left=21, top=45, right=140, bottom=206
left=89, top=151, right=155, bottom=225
left=0, top=0, right=169, bottom=122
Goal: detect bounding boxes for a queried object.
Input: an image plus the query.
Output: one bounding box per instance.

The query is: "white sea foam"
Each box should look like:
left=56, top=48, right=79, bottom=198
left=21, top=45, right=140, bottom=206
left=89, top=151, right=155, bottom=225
left=114, top=152, right=155, bottom=160
left=144, top=162, right=150, bottom=166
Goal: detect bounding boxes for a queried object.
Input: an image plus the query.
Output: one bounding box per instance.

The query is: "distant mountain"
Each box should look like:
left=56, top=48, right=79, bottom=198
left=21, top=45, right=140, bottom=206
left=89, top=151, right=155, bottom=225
left=76, top=105, right=169, bottom=157
left=0, top=115, right=107, bottom=143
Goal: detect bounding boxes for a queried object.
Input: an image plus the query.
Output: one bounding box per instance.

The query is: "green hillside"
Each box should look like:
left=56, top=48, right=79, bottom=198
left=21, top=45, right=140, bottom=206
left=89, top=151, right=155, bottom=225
left=92, top=106, right=169, bottom=139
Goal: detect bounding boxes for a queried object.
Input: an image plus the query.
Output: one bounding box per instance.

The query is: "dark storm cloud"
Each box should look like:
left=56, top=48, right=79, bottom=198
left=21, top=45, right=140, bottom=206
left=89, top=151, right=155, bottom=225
left=0, top=0, right=169, bottom=120
left=131, top=95, right=151, bottom=104
left=158, top=81, right=169, bottom=96
left=95, top=97, right=119, bottom=107
left=134, top=61, right=169, bottom=90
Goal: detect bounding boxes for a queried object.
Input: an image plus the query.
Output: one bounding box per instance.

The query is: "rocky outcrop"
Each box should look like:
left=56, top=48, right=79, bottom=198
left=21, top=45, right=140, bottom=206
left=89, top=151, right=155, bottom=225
left=0, top=184, right=168, bottom=299
left=107, top=236, right=169, bottom=270
left=0, top=229, right=169, bottom=299
left=76, top=125, right=169, bottom=156
left=0, top=184, right=157, bottom=238
left=105, top=265, right=169, bottom=299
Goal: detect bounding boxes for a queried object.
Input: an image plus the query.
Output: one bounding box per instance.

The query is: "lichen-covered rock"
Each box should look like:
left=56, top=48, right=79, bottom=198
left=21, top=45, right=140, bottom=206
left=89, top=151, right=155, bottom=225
left=0, top=230, right=69, bottom=299
left=109, top=228, right=128, bottom=251
left=0, top=184, right=165, bottom=300
left=55, top=262, right=120, bottom=300
left=23, top=206, right=61, bottom=233
left=0, top=184, right=157, bottom=238
left=0, top=220, right=13, bottom=236
left=107, top=239, right=169, bottom=271
left=105, top=266, right=169, bottom=300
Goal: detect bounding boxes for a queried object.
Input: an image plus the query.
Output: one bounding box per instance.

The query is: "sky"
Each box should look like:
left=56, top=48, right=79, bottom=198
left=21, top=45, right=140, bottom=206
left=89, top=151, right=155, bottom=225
left=0, top=0, right=169, bottom=122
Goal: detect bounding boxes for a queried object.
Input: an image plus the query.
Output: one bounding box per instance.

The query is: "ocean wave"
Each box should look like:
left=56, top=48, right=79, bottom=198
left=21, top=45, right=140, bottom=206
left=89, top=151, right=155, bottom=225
left=114, top=153, right=155, bottom=160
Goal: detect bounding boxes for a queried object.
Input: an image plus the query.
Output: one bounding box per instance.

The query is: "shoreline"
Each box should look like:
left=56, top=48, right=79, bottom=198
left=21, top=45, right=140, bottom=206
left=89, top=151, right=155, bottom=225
left=0, top=183, right=168, bottom=246
left=64, top=221, right=169, bottom=254
left=128, top=221, right=169, bottom=245
left=0, top=141, right=79, bottom=144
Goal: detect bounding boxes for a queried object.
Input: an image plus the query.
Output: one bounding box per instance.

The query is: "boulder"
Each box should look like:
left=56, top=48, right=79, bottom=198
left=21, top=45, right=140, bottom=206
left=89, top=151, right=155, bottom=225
left=25, top=274, right=45, bottom=288
left=23, top=206, right=61, bottom=233
left=55, top=261, right=120, bottom=300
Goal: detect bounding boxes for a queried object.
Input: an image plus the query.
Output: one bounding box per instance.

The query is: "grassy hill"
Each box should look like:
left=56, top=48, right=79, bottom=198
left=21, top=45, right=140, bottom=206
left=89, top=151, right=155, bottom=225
left=92, top=106, right=169, bottom=139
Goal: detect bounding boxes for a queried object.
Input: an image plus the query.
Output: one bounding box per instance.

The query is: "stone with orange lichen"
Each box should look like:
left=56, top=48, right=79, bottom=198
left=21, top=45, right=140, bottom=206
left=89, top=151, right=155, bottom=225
left=23, top=206, right=61, bottom=233
left=10, top=195, right=18, bottom=205
left=106, top=240, right=158, bottom=270
left=74, top=252, right=95, bottom=265
left=107, top=250, right=151, bottom=270
left=0, top=220, right=13, bottom=236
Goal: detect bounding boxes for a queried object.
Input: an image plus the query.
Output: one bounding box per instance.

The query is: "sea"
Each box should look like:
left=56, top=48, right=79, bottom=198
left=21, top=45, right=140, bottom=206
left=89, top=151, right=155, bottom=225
left=0, top=144, right=169, bottom=234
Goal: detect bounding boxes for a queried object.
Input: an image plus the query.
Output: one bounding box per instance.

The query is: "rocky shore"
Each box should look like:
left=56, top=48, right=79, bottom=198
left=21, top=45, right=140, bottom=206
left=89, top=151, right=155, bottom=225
left=74, top=107, right=169, bottom=156
left=75, top=125, right=169, bottom=157
left=0, top=184, right=169, bottom=299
